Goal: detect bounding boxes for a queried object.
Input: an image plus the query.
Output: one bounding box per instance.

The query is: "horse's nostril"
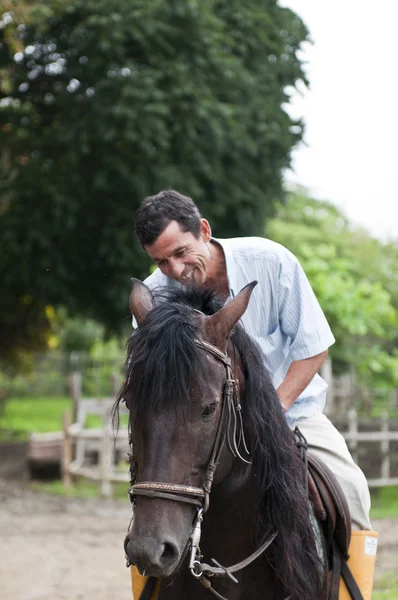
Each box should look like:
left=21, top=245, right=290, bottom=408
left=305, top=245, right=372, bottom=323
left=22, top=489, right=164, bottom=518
left=161, top=542, right=178, bottom=563
left=124, top=535, right=179, bottom=572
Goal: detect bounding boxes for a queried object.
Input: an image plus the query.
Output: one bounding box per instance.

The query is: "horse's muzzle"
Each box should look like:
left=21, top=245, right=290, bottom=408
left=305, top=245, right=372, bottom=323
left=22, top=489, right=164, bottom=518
left=124, top=533, right=180, bottom=577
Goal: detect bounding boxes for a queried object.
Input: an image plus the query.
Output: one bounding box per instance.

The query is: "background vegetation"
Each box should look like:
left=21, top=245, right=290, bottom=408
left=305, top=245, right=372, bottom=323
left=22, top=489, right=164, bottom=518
left=0, top=0, right=308, bottom=363
left=0, top=1, right=397, bottom=412
left=268, top=191, right=398, bottom=393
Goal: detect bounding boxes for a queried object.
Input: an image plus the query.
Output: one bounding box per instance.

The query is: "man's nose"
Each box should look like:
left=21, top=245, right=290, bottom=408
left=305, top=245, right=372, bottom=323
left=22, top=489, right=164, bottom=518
left=168, top=259, right=184, bottom=278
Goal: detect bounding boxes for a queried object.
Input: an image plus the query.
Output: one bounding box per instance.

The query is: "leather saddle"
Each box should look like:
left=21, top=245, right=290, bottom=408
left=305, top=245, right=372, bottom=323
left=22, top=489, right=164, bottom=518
left=307, top=452, right=351, bottom=561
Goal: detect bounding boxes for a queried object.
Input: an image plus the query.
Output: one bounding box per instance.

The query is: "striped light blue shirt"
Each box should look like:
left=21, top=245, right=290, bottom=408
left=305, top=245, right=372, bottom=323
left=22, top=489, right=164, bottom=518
left=143, top=236, right=335, bottom=426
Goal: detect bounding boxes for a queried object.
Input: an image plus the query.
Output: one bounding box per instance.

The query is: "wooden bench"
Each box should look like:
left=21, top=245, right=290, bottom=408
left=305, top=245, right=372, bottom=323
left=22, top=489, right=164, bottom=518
left=62, top=398, right=130, bottom=497
left=28, top=431, right=64, bottom=475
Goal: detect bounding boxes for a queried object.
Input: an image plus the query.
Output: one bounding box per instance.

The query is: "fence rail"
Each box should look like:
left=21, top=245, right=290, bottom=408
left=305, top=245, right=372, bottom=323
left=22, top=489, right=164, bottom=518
left=342, top=409, right=397, bottom=487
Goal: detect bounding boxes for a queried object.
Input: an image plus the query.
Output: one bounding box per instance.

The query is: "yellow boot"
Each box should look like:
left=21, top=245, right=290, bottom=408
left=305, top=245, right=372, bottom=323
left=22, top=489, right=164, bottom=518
left=130, top=566, right=160, bottom=600
left=339, top=531, right=379, bottom=600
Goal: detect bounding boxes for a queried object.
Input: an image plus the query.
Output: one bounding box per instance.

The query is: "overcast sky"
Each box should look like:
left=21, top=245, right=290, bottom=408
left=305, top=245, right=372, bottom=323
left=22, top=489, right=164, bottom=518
left=280, top=0, right=398, bottom=241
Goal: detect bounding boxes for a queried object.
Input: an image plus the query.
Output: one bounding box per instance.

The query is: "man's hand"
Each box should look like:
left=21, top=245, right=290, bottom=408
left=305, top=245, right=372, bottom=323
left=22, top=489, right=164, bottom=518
left=277, top=350, right=328, bottom=412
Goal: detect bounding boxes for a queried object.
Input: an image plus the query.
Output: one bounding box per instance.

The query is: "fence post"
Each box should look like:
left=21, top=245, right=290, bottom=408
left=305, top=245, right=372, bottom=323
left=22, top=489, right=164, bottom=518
left=380, top=411, right=390, bottom=481
left=70, top=372, right=81, bottom=422
left=100, top=409, right=113, bottom=498
left=62, top=410, right=73, bottom=488
left=347, top=408, right=358, bottom=463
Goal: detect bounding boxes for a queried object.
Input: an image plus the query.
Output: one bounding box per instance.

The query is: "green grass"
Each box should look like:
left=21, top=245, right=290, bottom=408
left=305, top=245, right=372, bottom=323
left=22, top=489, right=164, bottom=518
left=0, top=396, right=128, bottom=441
left=31, top=477, right=129, bottom=500
left=0, top=396, right=72, bottom=439
left=0, top=428, right=28, bottom=442
left=370, top=486, right=398, bottom=520
left=373, top=571, right=398, bottom=599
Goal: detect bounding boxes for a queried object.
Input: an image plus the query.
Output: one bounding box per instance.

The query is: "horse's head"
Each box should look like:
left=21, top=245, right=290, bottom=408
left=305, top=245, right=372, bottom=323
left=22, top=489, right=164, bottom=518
left=122, top=279, right=257, bottom=578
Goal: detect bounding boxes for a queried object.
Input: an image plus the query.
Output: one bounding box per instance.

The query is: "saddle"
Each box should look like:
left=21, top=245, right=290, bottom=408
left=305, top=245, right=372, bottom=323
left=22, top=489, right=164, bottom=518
left=297, top=431, right=365, bottom=600
left=307, top=453, right=351, bottom=560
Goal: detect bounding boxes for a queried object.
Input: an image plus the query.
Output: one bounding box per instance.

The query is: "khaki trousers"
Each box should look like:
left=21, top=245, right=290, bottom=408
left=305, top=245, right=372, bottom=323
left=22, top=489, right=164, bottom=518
left=294, top=412, right=372, bottom=530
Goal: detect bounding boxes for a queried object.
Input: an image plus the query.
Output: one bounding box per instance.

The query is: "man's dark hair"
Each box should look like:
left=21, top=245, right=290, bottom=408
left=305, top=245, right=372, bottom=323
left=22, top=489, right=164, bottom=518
left=135, top=190, right=202, bottom=246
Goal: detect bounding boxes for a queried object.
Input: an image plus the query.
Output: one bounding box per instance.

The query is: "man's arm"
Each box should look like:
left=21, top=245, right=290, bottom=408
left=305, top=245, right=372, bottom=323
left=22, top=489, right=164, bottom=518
left=277, top=350, right=328, bottom=412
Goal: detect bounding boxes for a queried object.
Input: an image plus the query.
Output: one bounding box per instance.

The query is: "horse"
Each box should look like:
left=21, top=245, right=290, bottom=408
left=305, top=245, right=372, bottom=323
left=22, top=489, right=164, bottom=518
left=117, top=278, right=328, bottom=600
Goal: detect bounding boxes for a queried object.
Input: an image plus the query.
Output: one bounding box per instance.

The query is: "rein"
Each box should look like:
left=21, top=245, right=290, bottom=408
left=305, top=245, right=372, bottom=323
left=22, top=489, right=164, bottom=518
left=126, top=338, right=277, bottom=599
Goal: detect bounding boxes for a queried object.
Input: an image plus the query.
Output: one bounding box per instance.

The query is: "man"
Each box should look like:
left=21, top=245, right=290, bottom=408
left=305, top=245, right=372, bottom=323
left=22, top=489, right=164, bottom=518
left=134, top=189, right=372, bottom=531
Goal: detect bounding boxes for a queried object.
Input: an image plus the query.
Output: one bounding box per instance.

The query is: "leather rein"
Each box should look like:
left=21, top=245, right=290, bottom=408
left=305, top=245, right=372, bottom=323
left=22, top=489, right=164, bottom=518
left=126, top=338, right=278, bottom=600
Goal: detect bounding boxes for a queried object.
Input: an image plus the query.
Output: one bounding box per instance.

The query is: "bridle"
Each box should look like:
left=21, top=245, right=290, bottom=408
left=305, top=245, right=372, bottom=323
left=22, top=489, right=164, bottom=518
left=125, top=338, right=278, bottom=600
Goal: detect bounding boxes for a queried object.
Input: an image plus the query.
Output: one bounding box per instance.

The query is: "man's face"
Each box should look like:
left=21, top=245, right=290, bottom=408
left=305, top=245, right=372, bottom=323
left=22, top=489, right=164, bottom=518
left=144, top=219, right=212, bottom=286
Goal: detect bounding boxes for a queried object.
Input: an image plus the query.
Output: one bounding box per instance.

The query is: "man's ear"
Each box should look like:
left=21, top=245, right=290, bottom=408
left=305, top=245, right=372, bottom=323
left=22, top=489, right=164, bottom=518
left=202, top=281, right=257, bottom=350
left=129, top=278, right=154, bottom=326
left=200, top=219, right=212, bottom=242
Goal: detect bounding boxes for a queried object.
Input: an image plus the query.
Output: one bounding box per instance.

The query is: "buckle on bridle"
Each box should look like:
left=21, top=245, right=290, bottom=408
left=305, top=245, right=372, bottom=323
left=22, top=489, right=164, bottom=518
left=189, top=507, right=204, bottom=577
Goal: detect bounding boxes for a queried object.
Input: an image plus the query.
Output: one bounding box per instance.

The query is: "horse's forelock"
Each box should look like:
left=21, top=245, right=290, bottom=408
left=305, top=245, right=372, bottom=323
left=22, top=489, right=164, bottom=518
left=122, top=286, right=221, bottom=420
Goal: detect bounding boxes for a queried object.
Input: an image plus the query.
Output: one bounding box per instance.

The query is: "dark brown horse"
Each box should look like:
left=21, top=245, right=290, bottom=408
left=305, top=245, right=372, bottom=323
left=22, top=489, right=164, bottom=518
left=117, top=279, right=327, bottom=600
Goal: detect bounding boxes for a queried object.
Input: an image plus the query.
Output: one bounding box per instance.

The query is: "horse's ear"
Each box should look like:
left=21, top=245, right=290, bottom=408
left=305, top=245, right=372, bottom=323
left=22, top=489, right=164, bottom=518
left=203, top=281, right=257, bottom=349
left=129, top=278, right=154, bottom=326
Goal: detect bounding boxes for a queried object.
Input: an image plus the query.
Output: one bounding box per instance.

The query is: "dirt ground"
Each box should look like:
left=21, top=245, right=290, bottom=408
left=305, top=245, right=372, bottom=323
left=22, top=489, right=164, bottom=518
left=0, top=478, right=397, bottom=600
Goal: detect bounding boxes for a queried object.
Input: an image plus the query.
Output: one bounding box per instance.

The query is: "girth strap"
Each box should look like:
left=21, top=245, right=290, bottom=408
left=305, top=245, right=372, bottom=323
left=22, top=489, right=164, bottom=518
left=340, top=553, right=365, bottom=600
left=330, top=540, right=365, bottom=600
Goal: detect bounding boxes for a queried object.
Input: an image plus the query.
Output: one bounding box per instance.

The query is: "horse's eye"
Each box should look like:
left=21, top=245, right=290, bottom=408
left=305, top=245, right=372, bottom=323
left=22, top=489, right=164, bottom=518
left=202, top=403, right=216, bottom=419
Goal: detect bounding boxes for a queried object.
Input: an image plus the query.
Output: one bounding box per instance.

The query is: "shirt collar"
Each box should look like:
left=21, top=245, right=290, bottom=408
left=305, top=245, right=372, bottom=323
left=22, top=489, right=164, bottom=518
left=211, top=237, right=237, bottom=298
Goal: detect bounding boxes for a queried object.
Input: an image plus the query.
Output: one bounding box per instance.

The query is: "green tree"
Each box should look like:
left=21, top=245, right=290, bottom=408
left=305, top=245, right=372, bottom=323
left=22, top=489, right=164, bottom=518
left=0, top=0, right=308, bottom=364
left=57, top=312, right=103, bottom=353
left=267, top=191, right=398, bottom=390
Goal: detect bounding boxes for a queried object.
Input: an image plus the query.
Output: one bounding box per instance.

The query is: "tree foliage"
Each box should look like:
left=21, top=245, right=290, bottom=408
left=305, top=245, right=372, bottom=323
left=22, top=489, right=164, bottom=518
left=0, top=0, right=308, bottom=364
left=267, top=191, right=398, bottom=390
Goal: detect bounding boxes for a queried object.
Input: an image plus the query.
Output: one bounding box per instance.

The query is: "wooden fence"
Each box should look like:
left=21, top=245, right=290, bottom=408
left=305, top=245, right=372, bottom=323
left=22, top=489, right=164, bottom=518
left=62, top=373, right=398, bottom=496
left=62, top=397, right=130, bottom=497
left=62, top=374, right=130, bottom=497
left=61, top=404, right=398, bottom=496
left=342, top=409, right=398, bottom=487
left=321, top=357, right=398, bottom=416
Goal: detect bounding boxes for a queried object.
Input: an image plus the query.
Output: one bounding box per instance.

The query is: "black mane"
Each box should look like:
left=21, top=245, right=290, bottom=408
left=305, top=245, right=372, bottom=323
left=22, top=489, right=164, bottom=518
left=116, top=285, right=325, bottom=600
left=121, top=286, right=223, bottom=422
